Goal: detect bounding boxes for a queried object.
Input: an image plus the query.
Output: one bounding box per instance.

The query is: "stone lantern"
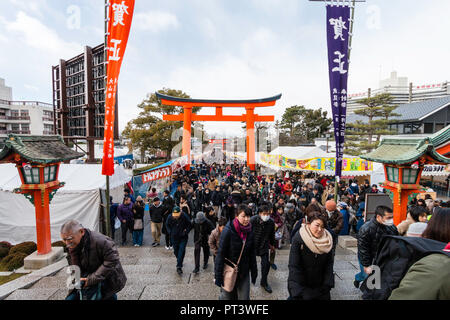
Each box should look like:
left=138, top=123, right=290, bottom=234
left=0, top=135, right=83, bottom=269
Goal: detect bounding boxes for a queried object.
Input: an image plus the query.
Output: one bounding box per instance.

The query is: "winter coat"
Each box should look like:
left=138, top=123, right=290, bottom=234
left=285, top=208, right=302, bottom=231
left=117, top=203, right=134, bottom=222
left=214, top=220, right=258, bottom=285
left=338, top=208, right=350, bottom=235
left=231, top=190, right=243, bottom=205
left=166, top=213, right=192, bottom=242
left=288, top=230, right=334, bottom=300
left=149, top=204, right=166, bottom=223
left=327, top=209, right=344, bottom=235
left=389, top=253, right=450, bottom=300
left=193, top=219, right=215, bottom=245
left=66, top=229, right=127, bottom=300
left=206, top=213, right=218, bottom=226
left=211, top=191, right=223, bottom=206
left=357, top=217, right=398, bottom=267
left=208, top=227, right=222, bottom=256
left=250, top=215, right=275, bottom=256
left=222, top=205, right=236, bottom=222
left=132, top=202, right=145, bottom=231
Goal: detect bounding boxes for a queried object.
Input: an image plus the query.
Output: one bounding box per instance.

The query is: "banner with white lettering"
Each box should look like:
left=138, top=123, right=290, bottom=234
left=326, top=3, right=350, bottom=177
left=102, top=0, right=135, bottom=176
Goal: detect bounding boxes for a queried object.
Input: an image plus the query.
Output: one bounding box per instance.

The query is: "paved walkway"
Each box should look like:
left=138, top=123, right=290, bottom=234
left=3, top=214, right=362, bottom=300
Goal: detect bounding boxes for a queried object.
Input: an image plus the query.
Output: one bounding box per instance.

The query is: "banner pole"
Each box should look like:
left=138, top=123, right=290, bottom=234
left=104, top=0, right=111, bottom=238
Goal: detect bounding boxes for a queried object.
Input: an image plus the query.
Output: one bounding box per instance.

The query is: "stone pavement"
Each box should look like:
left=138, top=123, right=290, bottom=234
left=2, top=214, right=362, bottom=300
left=3, top=242, right=361, bottom=300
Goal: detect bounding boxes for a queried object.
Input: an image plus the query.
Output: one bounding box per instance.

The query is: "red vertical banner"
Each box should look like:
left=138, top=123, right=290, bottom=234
left=102, top=0, right=135, bottom=176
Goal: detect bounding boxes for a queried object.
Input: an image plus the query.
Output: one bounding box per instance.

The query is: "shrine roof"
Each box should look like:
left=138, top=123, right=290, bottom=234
left=156, top=92, right=282, bottom=107
left=0, top=135, right=84, bottom=164
left=360, top=125, right=450, bottom=165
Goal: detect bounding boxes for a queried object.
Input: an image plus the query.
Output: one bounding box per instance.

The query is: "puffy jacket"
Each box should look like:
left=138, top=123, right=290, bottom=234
left=214, top=220, right=258, bottom=285
left=288, top=230, right=334, bottom=300
left=67, top=229, right=127, bottom=300
left=117, top=203, right=133, bottom=222
left=357, top=217, right=398, bottom=267
left=250, top=215, right=275, bottom=256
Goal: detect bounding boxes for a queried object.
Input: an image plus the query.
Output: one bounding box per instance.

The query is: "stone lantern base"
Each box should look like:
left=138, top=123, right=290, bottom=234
left=23, top=247, right=65, bottom=270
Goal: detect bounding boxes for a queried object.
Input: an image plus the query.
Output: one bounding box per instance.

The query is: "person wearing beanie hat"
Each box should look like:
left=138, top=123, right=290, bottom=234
left=166, top=206, right=192, bottom=275
left=192, top=212, right=215, bottom=273
left=222, top=197, right=237, bottom=222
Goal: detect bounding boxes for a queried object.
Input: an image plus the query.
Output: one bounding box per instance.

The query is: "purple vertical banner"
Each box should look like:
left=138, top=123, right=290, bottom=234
left=326, top=3, right=350, bottom=177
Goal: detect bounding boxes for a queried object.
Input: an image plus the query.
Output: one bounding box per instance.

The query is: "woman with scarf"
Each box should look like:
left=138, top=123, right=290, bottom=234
left=214, top=205, right=258, bottom=300
left=288, top=210, right=334, bottom=300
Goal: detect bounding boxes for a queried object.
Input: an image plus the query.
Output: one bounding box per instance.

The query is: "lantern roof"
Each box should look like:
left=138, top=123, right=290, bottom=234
left=0, top=135, right=84, bottom=164
left=360, top=125, right=450, bottom=165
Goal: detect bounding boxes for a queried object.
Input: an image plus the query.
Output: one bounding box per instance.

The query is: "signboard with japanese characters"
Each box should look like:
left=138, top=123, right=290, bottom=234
left=142, top=166, right=172, bottom=184
left=326, top=3, right=351, bottom=177
left=102, top=0, right=135, bottom=176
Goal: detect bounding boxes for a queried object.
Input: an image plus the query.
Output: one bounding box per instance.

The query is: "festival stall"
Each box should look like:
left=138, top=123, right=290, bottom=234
left=0, top=163, right=131, bottom=244
left=132, top=156, right=188, bottom=199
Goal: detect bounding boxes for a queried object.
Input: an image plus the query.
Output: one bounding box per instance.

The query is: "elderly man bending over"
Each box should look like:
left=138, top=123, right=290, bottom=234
left=61, top=220, right=127, bottom=300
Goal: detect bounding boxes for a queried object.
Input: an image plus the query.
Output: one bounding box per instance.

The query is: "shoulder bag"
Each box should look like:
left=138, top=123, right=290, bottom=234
left=222, top=239, right=246, bottom=293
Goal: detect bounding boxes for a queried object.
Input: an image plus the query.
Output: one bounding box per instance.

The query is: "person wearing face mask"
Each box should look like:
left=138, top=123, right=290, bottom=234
left=355, top=205, right=398, bottom=288
left=250, top=205, right=276, bottom=293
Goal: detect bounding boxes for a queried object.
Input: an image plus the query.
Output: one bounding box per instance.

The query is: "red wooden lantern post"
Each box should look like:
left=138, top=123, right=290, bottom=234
left=0, top=135, right=83, bottom=260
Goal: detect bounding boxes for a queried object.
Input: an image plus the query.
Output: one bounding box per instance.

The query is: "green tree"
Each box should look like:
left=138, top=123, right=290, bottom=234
left=345, top=93, right=399, bottom=156
left=279, top=105, right=332, bottom=146
left=122, top=88, right=202, bottom=161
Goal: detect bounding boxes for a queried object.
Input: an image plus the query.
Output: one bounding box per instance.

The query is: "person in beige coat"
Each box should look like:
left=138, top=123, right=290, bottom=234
left=208, top=217, right=227, bottom=260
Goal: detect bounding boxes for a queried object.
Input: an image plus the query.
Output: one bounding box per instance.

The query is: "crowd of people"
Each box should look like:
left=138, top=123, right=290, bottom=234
left=63, top=161, right=449, bottom=300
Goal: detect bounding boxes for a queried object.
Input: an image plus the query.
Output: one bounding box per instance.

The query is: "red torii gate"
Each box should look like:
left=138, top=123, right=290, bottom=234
left=157, top=92, right=282, bottom=171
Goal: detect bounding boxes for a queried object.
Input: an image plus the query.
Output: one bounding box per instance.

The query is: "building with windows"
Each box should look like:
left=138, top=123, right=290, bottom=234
left=347, top=71, right=450, bottom=114
left=52, top=44, right=118, bottom=161
left=346, top=95, right=450, bottom=135
left=0, top=78, right=54, bottom=146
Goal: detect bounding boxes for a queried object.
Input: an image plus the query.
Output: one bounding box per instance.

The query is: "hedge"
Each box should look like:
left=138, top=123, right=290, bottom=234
left=0, top=252, right=28, bottom=271
left=9, top=242, right=37, bottom=256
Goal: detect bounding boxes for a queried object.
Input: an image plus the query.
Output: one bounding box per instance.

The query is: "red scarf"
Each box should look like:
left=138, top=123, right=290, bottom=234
left=233, top=218, right=252, bottom=241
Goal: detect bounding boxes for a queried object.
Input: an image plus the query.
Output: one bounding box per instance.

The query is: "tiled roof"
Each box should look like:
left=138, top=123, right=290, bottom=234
left=0, top=135, right=84, bottom=164
left=347, top=95, right=450, bottom=123
left=360, top=125, right=450, bottom=164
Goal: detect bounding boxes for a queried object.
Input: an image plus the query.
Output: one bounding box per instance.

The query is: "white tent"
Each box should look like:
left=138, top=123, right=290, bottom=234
left=0, top=164, right=131, bottom=245
left=269, top=146, right=329, bottom=159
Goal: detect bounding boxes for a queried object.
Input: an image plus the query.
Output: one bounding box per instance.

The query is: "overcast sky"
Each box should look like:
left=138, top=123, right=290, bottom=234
left=1, top=0, right=449, bottom=137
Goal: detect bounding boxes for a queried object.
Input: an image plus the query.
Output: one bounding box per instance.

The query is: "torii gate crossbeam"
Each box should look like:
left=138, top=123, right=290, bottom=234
left=157, top=92, right=282, bottom=171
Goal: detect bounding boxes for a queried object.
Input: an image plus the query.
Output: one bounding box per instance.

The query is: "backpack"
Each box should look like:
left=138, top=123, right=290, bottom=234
left=360, top=235, right=450, bottom=300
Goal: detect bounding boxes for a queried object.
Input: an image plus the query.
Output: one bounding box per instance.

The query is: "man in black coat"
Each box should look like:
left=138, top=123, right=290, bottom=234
left=162, top=190, right=175, bottom=250
left=192, top=211, right=215, bottom=273
left=166, top=206, right=193, bottom=275
left=149, top=197, right=166, bottom=247
left=61, top=220, right=126, bottom=300
left=355, top=205, right=398, bottom=288
left=250, top=205, right=276, bottom=293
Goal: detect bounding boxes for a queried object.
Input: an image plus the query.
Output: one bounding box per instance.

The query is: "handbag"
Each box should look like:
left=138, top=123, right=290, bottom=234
left=133, top=218, right=143, bottom=230
left=222, top=239, right=246, bottom=293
